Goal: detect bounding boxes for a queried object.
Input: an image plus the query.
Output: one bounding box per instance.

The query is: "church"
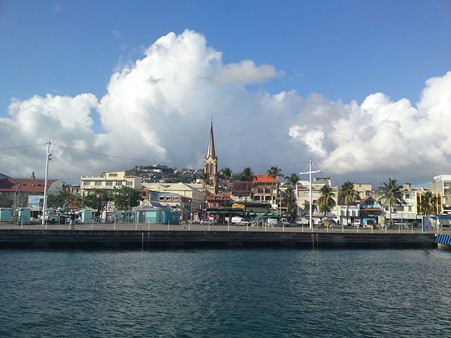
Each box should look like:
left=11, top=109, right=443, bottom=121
left=203, top=121, right=218, bottom=196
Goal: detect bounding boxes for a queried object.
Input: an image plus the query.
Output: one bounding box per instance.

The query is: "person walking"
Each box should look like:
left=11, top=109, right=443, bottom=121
left=70, top=211, right=76, bottom=230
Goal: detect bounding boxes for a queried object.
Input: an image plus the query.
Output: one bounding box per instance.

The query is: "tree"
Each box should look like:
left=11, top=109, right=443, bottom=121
left=0, top=194, right=13, bottom=208
left=378, top=178, right=403, bottom=227
left=47, top=191, right=72, bottom=209
left=113, top=186, right=141, bottom=210
left=219, top=167, right=233, bottom=192
left=285, top=173, right=300, bottom=218
left=338, top=181, right=360, bottom=225
left=82, top=190, right=112, bottom=211
left=317, top=184, right=336, bottom=217
left=220, top=167, right=233, bottom=181
left=282, top=186, right=297, bottom=221
left=303, top=202, right=317, bottom=214
left=418, top=191, right=438, bottom=216
left=267, top=166, right=283, bottom=213
left=285, top=173, right=300, bottom=188
left=240, top=167, right=254, bottom=181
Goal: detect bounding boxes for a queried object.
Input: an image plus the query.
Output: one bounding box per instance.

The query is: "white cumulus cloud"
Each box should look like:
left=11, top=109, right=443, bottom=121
left=0, top=30, right=450, bottom=187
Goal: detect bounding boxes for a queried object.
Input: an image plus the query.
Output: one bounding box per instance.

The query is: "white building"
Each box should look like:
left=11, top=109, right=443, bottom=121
left=80, top=170, right=141, bottom=196
left=296, top=177, right=339, bottom=218
left=142, top=182, right=204, bottom=212
left=430, top=175, right=451, bottom=214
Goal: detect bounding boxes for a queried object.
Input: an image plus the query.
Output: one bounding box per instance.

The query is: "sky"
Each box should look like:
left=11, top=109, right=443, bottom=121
left=0, top=0, right=450, bottom=187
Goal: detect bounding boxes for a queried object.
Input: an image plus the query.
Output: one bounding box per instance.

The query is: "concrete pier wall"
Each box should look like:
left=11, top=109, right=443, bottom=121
left=0, top=229, right=437, bottom=249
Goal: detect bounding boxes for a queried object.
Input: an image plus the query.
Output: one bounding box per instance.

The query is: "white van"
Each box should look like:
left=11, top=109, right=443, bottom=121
left=231, top=216, right=249, bottom=225
left=352, top=219, right=361, bottom=227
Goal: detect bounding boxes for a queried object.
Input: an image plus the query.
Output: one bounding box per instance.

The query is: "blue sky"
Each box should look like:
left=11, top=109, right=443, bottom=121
left=0, top=0, right=450, bottom=186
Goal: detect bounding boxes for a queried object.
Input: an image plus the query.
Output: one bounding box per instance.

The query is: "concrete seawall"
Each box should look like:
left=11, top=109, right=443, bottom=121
left=0, top=229, right=437, bottom=249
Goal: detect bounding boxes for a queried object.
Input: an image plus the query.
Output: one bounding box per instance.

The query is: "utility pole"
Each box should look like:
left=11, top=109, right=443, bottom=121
left=42, top=141, right=52, bottom=226
left=300, top=160, right=322, bottom=230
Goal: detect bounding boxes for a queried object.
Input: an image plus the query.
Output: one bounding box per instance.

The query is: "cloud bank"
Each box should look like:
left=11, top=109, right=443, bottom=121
left=1, top=30, right=450, bottom=186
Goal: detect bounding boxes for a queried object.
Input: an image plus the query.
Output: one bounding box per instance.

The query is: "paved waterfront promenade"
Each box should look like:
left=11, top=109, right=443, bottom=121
left=0, top=222, right=439, bottom=249
left=0, top=222, right=441, bottom=234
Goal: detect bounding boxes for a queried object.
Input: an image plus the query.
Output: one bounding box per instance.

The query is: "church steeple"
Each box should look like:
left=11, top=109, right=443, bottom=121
left=204, top=120, right=218, bottom=195
left=206, top=121, right=216, bottom=159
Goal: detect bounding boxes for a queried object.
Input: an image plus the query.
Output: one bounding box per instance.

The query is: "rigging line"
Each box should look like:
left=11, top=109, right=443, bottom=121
left=0, top=147, right=40, bottom=160
left=53, top=144, right=158, bottom=163
left=55, top=143, right=313, bottom=172
left=0, top=143, right=46, bottom=152
left=52, top=155, right=72, bottom=183
left=224, top=161, right=311, bottom=170
left=55, top=143, right=312, bottom=170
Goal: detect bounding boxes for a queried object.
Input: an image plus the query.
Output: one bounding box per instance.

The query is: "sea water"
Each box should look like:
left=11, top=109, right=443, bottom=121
left=0, top=248, right=449, bottom=337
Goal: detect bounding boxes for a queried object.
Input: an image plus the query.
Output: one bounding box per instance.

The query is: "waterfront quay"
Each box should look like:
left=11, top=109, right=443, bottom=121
left=0, top=223, right=438, bottom=249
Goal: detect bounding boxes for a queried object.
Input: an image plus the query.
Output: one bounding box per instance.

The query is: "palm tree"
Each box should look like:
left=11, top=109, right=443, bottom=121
left=285, top=173, right=300, bottom=188
left=282, top=186, right=297, bottom=221
left=267, top=166, right=283, bottom=215
left=378, top=178, right=403, bottom=227
left=220, top=167, right=233, bottom=182
left=338, top=181, right=360, bottom=226
left=419, top=191, right=438, bottom=216
left=317, top=184, right=336, bottom=217
left=240, top=167, right=254, bottom=181
left=219, top=167, right=232, bottom=190
left=285, top=173, right=300, bottom=219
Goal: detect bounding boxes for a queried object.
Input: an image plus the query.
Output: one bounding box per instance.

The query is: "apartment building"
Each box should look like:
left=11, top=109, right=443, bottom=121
left=80, top=170, right=141, bottom=196
left=430, top=175, right=451, bottom=213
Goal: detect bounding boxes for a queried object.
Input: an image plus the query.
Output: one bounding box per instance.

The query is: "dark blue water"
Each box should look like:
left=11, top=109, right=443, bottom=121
left=0, top=248, right=449, bottom=337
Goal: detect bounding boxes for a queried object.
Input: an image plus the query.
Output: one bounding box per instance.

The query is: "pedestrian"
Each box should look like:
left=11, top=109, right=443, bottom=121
left=70, top=211, right=76, bottom=230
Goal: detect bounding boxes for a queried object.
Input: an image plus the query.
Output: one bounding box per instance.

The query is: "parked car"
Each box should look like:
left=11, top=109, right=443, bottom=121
left=200, top=219, right=215, bottom=225
left=277, top=219, right=297, bottom=227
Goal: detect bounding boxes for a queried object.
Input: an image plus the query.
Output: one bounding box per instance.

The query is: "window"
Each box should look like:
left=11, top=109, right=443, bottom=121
left=83, top=181, right=91, bottom=186
left=95, top=182, right=101, bottom=186
left=106, top=181, right=113, bottom=186
left=126, top=182, right=132, bottom=186
left=109, top=173, right=118, bottom=177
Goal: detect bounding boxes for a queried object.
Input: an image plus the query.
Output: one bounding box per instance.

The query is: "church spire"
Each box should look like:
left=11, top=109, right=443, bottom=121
left=206, top=120, right=216, bottom=159
left=204, top=119, right=218, bottom=195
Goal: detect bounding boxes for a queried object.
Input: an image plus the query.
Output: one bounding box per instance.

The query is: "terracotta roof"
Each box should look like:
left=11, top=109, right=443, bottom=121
left=253, top=174, right=277, bottom=183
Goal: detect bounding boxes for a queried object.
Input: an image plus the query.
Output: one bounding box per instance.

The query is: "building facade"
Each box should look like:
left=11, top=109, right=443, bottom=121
left=252, top=174, right=277, bottom=204
left=430, top=175, right=451, bottom=214
left=142, top=182, right=204, bottom=213
left=80, top=170, right=141, bottom=196
left=0, top=176, right=62, bottom=209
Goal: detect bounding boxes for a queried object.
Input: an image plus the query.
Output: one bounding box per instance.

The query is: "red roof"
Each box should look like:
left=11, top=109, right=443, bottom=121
left=0, top=178, right=57, bottom=193
left=253, top=174, right=277, bottom=183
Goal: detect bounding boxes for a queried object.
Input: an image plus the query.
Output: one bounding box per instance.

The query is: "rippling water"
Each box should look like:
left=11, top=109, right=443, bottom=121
left=0, top=248, right=449, bottom=337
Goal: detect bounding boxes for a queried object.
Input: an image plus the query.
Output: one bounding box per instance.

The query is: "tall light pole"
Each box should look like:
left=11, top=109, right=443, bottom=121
left=300, top=160, right=322, bottom=230
left=42, top=141, right=51, bottom=226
